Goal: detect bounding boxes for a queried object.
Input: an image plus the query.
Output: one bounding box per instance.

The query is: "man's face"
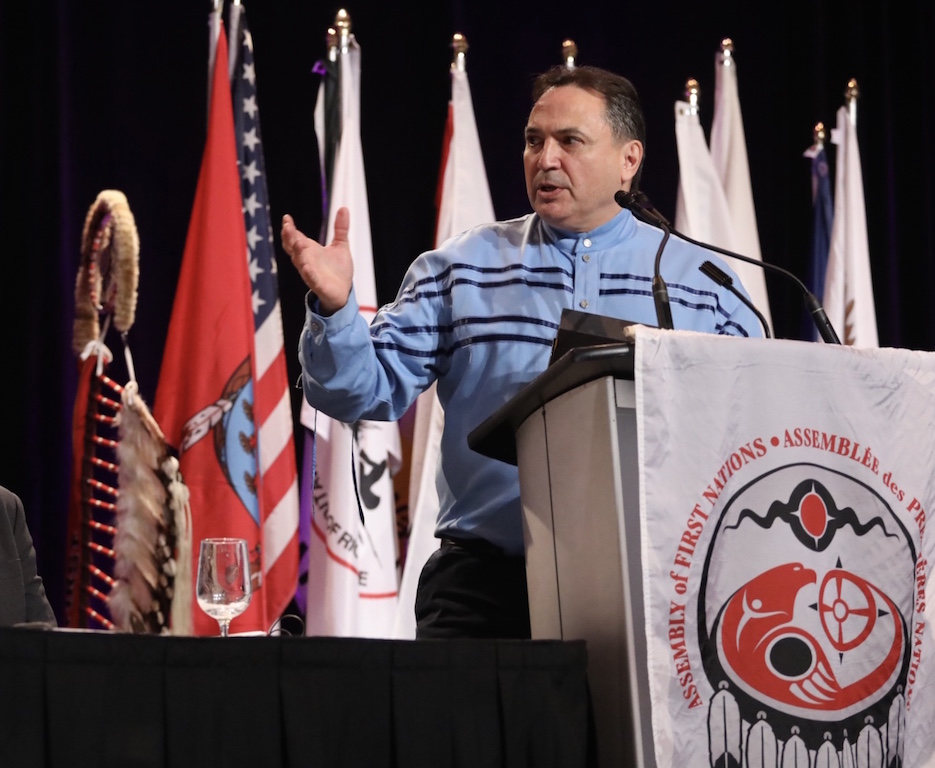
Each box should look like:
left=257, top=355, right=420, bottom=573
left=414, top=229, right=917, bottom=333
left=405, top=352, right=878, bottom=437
left=523, top=85, right=641, bottom=233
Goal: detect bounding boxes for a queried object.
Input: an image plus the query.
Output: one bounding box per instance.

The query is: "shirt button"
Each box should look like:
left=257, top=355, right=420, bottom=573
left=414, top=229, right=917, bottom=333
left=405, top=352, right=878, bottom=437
left=580, top=300, right=589, bottom=309
left=582, top=254, right=590, bottom=263
left=583, top=238, right=592, bottom=247
left=310, top=322, right=321, bottom=332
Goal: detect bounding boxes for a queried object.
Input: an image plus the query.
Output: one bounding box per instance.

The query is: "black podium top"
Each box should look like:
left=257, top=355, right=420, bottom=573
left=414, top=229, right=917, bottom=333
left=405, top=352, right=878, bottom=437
left=468, top=342, right=635, bottom=465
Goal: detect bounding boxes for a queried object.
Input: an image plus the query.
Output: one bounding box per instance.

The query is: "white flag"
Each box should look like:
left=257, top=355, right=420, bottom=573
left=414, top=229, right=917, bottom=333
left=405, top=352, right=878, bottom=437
left=709, top=50, right=772, bottom=333
left=301, top=35, right=402, bottom=638
left=674, top=100, right=737, bottom=253
left=391, top=63, right=495, bottom=639
left=823, top=104, right=878, bottom=347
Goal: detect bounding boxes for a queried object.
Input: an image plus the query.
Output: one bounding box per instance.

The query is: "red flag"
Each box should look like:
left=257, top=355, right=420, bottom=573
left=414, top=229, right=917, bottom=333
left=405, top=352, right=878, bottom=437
left=154, top=28, right=266, bottom=635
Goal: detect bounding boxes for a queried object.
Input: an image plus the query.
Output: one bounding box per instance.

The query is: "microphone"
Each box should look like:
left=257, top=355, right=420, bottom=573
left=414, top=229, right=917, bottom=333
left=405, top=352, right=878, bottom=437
left=699, top=260, right=771, bottom=338
left=614, top=190, right=673, bottom=329
left=615, top=190, right=841, bottom=344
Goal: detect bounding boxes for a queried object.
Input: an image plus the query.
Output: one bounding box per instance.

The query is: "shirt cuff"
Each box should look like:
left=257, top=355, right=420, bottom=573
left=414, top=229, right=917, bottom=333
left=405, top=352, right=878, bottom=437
left=304, top=287, right=361, bottom=339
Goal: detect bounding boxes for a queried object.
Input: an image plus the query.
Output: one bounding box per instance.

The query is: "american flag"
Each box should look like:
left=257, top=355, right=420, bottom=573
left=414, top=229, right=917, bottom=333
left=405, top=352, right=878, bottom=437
left=229, top=4, right=299, bottom=626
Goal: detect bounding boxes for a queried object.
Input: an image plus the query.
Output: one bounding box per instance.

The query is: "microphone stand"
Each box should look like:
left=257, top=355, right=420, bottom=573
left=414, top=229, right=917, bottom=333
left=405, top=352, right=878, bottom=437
left=650, top=222, right=674, bottom=330
left=615, top=190, right=841, bottom=344
left=700, top=260, right=771, bottom=338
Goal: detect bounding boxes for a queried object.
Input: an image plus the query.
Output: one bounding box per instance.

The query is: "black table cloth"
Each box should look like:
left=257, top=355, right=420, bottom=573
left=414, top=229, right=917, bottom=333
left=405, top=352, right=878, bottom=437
left=0, top=627, right=593, bottom=768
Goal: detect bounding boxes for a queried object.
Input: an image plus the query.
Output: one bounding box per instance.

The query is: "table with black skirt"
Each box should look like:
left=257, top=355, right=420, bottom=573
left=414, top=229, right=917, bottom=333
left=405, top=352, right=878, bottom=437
left=0, top=626, right=594, bottom=768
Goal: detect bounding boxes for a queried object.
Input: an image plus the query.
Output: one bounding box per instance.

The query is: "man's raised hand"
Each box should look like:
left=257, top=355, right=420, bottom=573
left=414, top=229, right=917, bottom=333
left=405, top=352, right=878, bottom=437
left=282, top=207, right=354, bottom=315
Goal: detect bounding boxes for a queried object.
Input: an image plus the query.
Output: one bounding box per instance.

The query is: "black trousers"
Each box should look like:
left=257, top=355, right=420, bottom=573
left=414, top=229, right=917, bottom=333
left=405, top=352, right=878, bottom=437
left=414, top=538, right=532, bottom=639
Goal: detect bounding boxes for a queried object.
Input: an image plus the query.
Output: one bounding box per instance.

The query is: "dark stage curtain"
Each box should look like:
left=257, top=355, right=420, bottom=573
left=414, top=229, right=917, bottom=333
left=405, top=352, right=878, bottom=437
left=2, top=0, right=933, bottom=621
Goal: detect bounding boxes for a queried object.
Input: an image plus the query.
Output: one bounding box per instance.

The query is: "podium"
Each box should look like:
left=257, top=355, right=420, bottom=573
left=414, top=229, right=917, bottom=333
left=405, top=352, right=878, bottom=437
left=470, top=342, right=653, bottom=768
left=471, top=331, right=935, bottom=768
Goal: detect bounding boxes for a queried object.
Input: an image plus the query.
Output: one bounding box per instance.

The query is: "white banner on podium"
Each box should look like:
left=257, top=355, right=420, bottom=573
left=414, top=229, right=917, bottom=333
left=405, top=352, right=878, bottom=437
left=634, top=328, right=935, bottom=768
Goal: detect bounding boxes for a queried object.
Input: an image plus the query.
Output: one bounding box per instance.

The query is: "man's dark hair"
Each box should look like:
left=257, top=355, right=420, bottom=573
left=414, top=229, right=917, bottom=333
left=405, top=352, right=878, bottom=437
left=531, top=65, right=646, bottom=189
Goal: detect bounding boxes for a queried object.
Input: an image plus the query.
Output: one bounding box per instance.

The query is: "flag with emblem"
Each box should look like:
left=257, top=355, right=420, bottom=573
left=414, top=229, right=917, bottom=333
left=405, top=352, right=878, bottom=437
left=633, top=326, right=935, bottom=768
left=154, top=25, right=266, bottom=635
left=823, top=101, right=878, bottom=347
left=392, top=51, right=495, bottom=638
left=299, top=30, right=402, bottom=637
left=228, top=2, right=300, bottom=629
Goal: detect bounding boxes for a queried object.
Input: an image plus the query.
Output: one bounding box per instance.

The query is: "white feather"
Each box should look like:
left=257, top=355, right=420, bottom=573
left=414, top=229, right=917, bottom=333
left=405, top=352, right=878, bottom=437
left=708, top=686, right=742, bottom=767
left=781, top=730, right=810, bottom=768
left=855, top=721, right=884, bottom=768
left=814, top=737, right=840, bottom=768
left=886, top=691, right=905, bottom=766
left=745, top=715, right=778, bottom=768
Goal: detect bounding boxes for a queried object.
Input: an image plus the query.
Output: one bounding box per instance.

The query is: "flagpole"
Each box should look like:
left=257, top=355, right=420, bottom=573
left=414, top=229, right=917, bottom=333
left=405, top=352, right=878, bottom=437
left=845, top=77, right=859, bottom=126
left=226, top=0, right=243, bottom=82
left=812, top=121, right=826, bottom=151
left=718, top=37, right=734, bottom=68
left=562, top=39, right=577, bottom=68
left=452, top=32, right=467, bottom=71
left=207, top=0, right=223, bottom=119
left=335, top=8, right=351, bottom=53
left=683, top=77, right=700, bottom=116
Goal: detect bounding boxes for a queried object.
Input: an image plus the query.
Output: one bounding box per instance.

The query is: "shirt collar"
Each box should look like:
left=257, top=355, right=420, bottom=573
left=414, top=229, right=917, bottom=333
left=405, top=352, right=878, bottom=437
left=539, top=208, right=637, bottom=256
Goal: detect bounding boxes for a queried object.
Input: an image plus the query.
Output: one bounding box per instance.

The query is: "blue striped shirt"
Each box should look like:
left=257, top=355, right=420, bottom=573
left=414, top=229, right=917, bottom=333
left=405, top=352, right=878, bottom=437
left=300, top=208, right=763, bottom=554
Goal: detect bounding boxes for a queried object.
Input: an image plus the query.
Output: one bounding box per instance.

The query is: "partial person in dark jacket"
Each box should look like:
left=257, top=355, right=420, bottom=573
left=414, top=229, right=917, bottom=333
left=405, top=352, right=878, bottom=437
left=0, top=485, right=56, bottom=627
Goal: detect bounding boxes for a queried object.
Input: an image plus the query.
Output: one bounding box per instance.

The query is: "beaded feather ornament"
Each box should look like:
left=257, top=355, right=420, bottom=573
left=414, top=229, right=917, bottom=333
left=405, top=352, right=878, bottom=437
left=65, top=190, right=192, bottom=634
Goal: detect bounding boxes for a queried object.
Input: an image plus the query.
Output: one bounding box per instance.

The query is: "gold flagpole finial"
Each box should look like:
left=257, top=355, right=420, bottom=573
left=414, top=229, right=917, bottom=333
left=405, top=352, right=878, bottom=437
left=334, top=8, right=351, bottom=53
left=845, top=77, right=859, bottom=126
left=845, top=78, right=860, bottom=102
left=451, top=33, right=468, bottom=72
left=813, top=121, right=826, bottom=149
left=683, top=78, right=701, bottom=115
left=562, top=39, right=577, bottom=69
left=718, top=37, right=734, bottom=67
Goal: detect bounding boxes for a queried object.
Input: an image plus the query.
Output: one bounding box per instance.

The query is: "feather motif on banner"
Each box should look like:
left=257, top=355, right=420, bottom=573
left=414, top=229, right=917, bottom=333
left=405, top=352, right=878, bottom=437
left=707, top=684, right=742, bottom=768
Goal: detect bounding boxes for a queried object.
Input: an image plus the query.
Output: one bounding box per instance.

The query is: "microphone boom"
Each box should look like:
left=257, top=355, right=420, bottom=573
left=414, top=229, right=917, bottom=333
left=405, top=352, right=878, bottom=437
left=615, top=190, right=841, bottom=344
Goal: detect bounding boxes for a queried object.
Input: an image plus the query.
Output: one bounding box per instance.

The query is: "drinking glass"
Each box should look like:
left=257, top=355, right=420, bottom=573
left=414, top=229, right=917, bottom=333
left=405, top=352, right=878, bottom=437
left=196, top=538, right=252, bottom=636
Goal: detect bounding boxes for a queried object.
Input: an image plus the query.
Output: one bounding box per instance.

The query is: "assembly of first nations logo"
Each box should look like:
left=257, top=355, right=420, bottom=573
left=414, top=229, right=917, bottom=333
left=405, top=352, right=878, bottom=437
left=698, top=463, right=915, bottom=767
